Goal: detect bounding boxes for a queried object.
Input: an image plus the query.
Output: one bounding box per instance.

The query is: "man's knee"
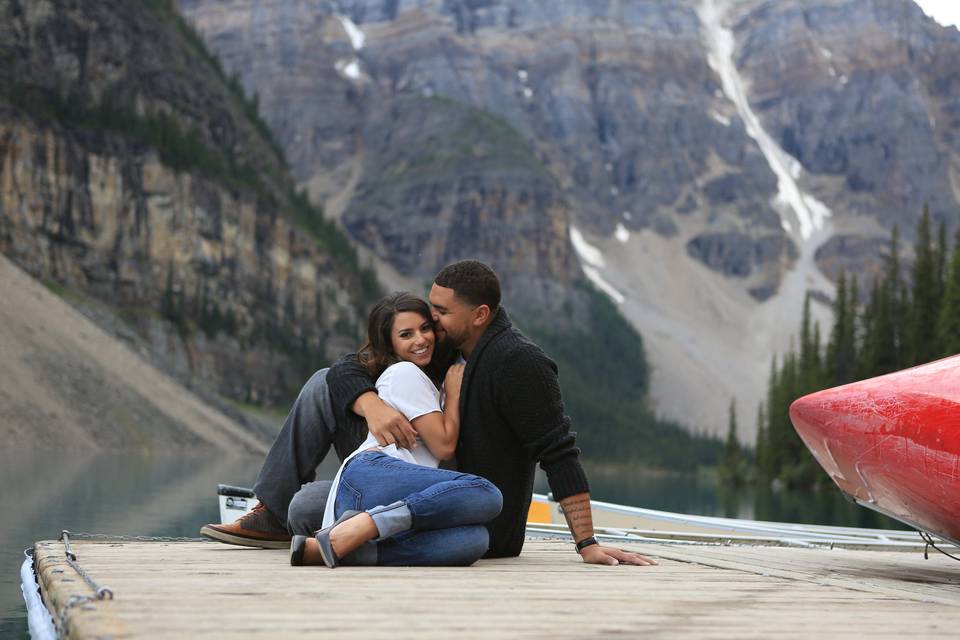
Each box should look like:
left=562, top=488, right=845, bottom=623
left=286, top=481, right=332, bottom=535
left=300, top=368, right=330, bottom=401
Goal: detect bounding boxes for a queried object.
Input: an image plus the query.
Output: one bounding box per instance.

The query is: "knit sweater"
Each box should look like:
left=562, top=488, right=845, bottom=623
left=327, top=308, right=590, bottom=558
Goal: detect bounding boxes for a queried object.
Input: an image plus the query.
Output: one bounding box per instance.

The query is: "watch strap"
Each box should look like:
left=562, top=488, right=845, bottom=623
left=575, top=536, right=599, bottom=553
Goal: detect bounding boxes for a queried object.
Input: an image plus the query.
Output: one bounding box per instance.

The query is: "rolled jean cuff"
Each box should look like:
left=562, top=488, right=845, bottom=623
left=368, top=500, right=412, bottom=540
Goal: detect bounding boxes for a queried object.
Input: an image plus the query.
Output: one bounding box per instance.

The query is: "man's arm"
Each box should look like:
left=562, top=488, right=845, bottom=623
left=327, top=354, right=418, bottom=449
left=499, top=345, right=655, bottom=566
left=558, top=493, right=656, bottom=566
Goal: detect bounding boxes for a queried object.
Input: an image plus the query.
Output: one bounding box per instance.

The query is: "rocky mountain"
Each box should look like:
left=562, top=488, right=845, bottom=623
left=176, top=0, right=960, bottom=440
left=0, top=0, right=379, bottom=415
left=0, top=252, right=269, bottom=452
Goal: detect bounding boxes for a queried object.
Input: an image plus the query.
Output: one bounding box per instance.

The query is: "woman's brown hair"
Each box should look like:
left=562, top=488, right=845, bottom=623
left=357, top=291, right=434, bottom=378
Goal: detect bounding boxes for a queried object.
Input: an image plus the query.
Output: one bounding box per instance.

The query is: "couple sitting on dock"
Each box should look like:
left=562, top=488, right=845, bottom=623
left=202, top=260, right=655, bottom=568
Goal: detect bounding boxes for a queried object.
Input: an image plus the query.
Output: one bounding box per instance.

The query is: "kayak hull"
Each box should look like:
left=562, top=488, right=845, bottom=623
left=790, top=355, right=960, bottom=544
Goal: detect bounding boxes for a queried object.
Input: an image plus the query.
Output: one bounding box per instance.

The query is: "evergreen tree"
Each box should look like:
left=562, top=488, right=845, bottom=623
left=890, top=225, right=909, bottom=369
left=936, top=219, right=948, bottom=301
left=938, top=229, right=960, bottom=356
left=907, top=207, right=940, bottom=365
left=798, top=294, right=819, bottom=392
left=826, top=273, right=857, bottom=385
left=719, top=399, right=745, bottom=486
left=162, top=262, right=175, bottom=321
left=223, top=306, right=239, bottom=337
left=861, top=226, right=901, bottom=376
left=175, top=287, right=187, bottom=331
left=754, top=403, right=772, bottom=482
left=763, top=356, right=780, bottom=474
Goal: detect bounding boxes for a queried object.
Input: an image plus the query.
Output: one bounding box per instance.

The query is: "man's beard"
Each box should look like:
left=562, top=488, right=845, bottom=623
left=433, top=334, right=457, bottom=364
left=425, top=335, right=459, bottom=383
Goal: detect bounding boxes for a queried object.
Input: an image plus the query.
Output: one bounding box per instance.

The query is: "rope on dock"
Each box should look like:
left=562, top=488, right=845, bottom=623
left=41, top=531, right=208, bottom=636
left=63, top=531, right=208, bottom=543
left=55, top=530, right=116, bottom=637
left=919, top=531, right=960, bottom=563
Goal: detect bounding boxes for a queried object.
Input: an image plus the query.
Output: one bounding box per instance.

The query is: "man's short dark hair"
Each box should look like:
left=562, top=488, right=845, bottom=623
left=434, top=260, right=501, bottom=311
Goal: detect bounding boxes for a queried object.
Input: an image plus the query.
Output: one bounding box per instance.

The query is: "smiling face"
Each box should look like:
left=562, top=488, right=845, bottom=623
left=428, top=283, right=494, bottom=357
left=390, top=311, right=435, bottom=368
left=428, top=283, right=475, bottom=349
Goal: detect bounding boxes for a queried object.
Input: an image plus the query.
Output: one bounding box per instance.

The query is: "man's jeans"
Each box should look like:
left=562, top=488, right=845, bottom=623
left=335, top=451, right=503, bottom=566
left=253, top=368, right=338, bottom=534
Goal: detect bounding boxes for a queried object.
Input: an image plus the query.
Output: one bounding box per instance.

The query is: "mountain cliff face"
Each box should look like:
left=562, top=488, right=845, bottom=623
left=729, top=0, right=960, bottom=279
left=150, top=1, right=960, bottom=436
left=178, top=0, right=594, bottom=325
left=0, top=0, right=377, bottom=407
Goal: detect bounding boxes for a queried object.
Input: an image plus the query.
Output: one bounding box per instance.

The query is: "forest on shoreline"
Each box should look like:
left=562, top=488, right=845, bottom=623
left=720, top=208, right=960, bottom=488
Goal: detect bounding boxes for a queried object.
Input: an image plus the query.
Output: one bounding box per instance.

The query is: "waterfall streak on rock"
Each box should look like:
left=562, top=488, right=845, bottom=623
left=698, top=0, right=831, bottom=241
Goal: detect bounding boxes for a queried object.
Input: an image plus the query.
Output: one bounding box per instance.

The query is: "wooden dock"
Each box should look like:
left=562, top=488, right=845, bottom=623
left=31, top=537, right=960, bottom=638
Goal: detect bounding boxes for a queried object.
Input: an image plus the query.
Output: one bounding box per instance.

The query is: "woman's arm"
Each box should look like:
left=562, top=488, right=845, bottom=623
left=411, top=363, right=464, bottom=460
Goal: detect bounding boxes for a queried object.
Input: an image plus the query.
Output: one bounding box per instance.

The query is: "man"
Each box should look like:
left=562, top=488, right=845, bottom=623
left=203, top=260, right=655, bottom=566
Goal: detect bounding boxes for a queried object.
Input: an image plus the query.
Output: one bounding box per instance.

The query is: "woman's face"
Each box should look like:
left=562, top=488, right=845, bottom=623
left=390, top=311, right=435, bottom=368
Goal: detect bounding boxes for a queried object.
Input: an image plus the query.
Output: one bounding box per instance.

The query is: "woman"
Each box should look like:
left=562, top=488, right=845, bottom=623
left=290, top=292, right=503, bottom=567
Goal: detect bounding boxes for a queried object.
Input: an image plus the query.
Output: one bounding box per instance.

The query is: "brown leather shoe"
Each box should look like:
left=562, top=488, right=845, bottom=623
left=200, top=502, right=291, bottom=548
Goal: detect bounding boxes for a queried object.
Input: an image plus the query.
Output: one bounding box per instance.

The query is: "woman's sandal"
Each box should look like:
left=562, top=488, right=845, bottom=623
left=290, top=510, right=364, bottom=568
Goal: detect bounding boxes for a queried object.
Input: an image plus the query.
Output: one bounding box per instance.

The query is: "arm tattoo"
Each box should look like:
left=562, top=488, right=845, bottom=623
left=559, top=494, right=595, bottom=540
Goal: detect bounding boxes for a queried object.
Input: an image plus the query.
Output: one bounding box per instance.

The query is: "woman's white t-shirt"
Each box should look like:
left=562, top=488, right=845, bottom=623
left=320, top=361, right=443, bottom=527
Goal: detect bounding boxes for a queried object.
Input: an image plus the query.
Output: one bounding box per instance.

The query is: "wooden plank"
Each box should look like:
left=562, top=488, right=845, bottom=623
left=33, top=539, right=960, bottom=639
left=638, top=543, right=960, bottom=604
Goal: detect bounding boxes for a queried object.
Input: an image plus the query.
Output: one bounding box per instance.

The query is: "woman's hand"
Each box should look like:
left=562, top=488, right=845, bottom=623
left=444, top=363, right=465, bottom=399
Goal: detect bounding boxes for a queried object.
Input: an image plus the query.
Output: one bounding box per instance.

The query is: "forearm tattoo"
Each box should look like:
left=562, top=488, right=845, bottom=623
left=559, top=495, right=594, bottom=538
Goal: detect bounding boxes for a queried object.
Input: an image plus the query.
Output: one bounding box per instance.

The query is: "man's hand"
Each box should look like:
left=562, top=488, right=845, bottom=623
left=579, top=544, right=658, bottom=566
left=353, top=391, right=417, bottom=449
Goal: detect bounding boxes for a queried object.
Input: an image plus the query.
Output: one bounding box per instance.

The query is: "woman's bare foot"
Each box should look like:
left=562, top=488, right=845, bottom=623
left=301, top=513, right=379, bottom=565
left=301, top=537, right=325, bottom=565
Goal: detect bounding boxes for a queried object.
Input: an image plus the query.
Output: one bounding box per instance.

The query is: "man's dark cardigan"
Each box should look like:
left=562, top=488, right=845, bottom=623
left=327, top=307, right=590, bottom=558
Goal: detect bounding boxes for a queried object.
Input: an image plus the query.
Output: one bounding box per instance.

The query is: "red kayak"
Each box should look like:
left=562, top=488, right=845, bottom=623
left=790, top=355, right=960, bottom=545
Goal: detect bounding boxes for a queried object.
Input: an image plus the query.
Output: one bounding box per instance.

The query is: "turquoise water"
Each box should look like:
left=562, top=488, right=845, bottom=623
left=1, top=449, right=899, bottom=638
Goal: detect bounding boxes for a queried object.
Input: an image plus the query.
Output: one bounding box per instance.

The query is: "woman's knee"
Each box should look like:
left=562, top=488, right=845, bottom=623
left=456, top=526, right=490, bottom=565
left=474, top=478, right=503, bottom=521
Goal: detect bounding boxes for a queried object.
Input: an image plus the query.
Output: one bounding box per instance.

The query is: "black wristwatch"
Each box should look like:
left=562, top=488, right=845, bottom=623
left=575, top=536, right=599, bottom=553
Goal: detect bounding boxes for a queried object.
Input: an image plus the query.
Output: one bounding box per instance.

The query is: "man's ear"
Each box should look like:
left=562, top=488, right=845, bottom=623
left=472, top=304, right=491, bottom=326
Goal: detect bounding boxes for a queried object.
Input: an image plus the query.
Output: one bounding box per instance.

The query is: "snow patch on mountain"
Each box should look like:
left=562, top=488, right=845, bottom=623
left=336, top=15, right=366, bottom=50
left=570, top=226, right=625, bottom=304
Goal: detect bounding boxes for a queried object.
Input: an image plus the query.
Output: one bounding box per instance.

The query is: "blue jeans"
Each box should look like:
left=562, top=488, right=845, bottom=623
left=335, top=451, right=503, bottom=566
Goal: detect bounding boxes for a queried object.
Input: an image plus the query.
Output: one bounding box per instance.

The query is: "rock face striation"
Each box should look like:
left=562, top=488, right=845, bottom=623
left=102, top=0, right=960, bottom=436
left=733, top=0, right=960, bottom=238
left=0, top=0, right=375, bottom=410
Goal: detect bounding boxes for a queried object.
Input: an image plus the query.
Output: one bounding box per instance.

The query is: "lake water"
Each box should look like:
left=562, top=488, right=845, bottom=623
left=1, top=448, right=900, bottom=638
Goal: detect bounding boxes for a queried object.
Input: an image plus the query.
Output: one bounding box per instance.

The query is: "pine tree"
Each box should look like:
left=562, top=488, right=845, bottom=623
left=764, top=356, right=780, bottom=473
left=884, top=225, right=908, bottom=373
left=719, top=399, right=744, bottom=486
left=861, top=227, right=901, bottom=376
left=938, top=229, right=960, bottom=356
left=754, top=403, right=772, bottom=482
left=827, top=273, right=858, bottom=385
left=162, top=262, right=175, bottom=321
left=908, top=207, right=940, bottom=365
left=798, top=294, right=819, bottom=392
left=936, top=219, right=948, bottom=301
